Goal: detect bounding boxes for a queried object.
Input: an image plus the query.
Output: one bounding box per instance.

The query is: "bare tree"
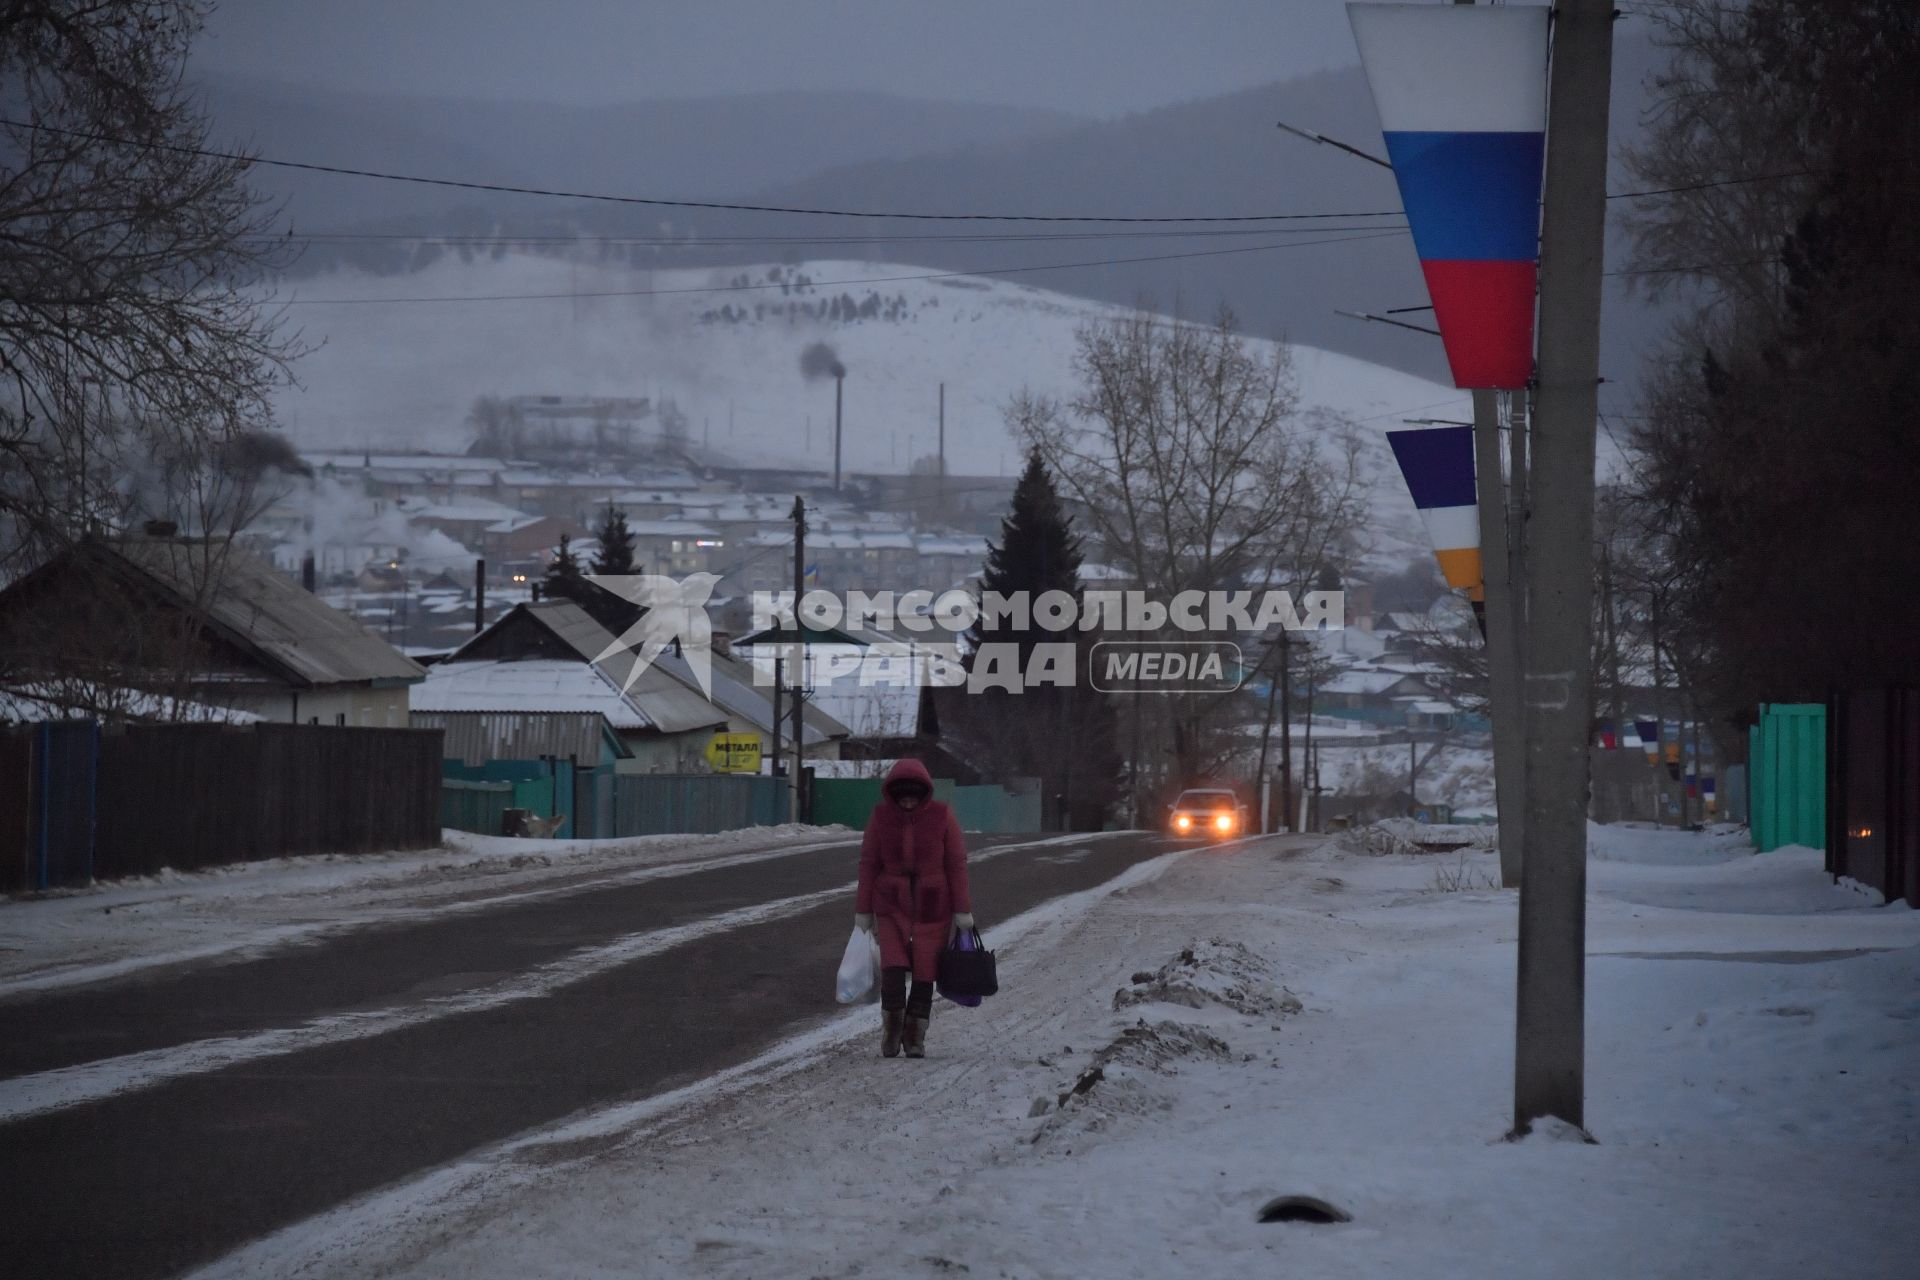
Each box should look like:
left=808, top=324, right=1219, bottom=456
left=0, top=0, right=302, bottom=572
left=1010, top=305, right=1367, bottom=802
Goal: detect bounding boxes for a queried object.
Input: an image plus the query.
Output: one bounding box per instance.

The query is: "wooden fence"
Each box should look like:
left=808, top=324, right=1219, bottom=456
left=1, top=721, right=444, bottom=891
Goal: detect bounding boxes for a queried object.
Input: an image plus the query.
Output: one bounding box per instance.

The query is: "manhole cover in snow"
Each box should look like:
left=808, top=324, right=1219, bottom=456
left=1257, top=1195, right=1351, bottom=1225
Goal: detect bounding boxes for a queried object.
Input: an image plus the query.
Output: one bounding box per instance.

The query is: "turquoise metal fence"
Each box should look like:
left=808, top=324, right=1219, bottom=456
left=613, top=773, right=789, bottom=836
left=812, top=777, right=885, bottom=829
left=1749, top=702, right=1826, bottom=852
left=441, top=778, right=513, bottom=835
left=949, top=781, right=1043, bottom=833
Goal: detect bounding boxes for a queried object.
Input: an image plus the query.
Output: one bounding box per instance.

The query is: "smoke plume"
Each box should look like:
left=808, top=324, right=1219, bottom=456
left=799, top=341, right=846, bottom=381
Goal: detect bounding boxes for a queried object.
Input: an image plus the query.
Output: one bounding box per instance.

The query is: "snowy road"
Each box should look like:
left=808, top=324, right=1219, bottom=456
left=0, top=826, right=1194, bottom=1280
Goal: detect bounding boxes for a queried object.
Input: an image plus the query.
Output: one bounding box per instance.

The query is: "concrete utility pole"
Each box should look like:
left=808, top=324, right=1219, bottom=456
left=1476, top=388, right=1527, bottom=887
left=790, top=495, right=808, bottom=824
left=1514, top=0, right=1614, bottom=1134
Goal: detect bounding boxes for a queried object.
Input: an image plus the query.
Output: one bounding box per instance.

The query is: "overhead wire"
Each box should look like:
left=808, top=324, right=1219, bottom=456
left=268, top=223, right=1407, bottom=247
left=274, top=230, right=1410, bottom=306
left=0, top=116, right=1404, bottom=224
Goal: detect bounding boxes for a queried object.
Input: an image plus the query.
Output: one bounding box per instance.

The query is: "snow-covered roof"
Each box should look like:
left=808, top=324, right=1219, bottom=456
left=1320, top=670, right=1405, bottom=696
left=412, top=659, right=652, bottom=728
left=806, top=680, right=922, bottom=740
left=917, top=536, right=989, bottom=557
left=0, top=685, right=262, bottom=725
left=405, top=497, right=535, bottom=524
left=96, top=538, right=426, bottom=688
left=304, top=452, right=509, bottom=474
left=625, top=520, right=722, bottom=539
left=485, top=514, right=549, bottom=534
left=643, top=645, right=849, bottom=746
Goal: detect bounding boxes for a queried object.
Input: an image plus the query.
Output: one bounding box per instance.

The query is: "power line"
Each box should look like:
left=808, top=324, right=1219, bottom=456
left=1605, top=256, right=1778, bottom=278
left=276, top=231, right=1409, bottom=307
left=0, top=116, right=1404, bottom=225
left=265, top=223, right=1407, bottom=247
left=1605, top=170, right=1817, bottom=201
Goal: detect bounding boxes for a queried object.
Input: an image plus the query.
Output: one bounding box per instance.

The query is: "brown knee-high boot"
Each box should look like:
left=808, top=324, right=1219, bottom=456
left=902, top=978, right=933, bottom=1058
left=881, top=1008, right=905, bottom=1058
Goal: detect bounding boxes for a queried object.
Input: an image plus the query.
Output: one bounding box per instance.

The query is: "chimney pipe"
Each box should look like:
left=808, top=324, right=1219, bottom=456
left=474, top=558, right=486, bottom=634
left=833, top=373, right=844, bottom=491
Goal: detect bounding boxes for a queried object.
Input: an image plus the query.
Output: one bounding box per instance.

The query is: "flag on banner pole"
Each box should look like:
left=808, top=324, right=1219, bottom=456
left=1385, top=427, right=1483, bottom=612
left=1347, top=3, right=1550, bottom=390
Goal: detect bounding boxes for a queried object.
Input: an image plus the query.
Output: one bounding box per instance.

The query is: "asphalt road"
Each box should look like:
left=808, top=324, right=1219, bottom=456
left=0, top=828, right=1187, bottom=1280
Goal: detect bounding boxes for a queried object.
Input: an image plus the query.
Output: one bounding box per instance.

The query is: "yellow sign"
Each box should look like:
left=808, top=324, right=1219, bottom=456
left=705, top=732, right=762, bottom=774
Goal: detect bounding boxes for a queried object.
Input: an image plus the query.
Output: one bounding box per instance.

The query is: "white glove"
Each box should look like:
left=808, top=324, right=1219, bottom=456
left=854, top=912, right=875, bottom=932
left=952, top=912, right=975, bottom=931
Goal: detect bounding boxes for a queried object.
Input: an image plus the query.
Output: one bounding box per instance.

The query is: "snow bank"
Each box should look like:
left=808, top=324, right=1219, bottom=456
left=188, top=827, right=1920, bottom=1279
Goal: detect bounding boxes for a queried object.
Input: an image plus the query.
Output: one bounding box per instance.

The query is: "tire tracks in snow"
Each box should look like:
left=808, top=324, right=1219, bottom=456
left=0, top=832, right=1111, bottom=1124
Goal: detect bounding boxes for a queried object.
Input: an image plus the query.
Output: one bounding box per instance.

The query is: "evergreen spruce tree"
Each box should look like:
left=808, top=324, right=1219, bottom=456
left=961, top=447, right=1123, bottom=829
left=592, top=507, right=637, bottom=575
left=971, top=448, right=1084, bottom=661
left=541, top=533, right=590, bottom=606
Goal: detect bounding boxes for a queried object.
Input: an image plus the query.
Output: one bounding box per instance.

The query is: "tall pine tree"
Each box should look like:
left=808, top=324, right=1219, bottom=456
left=958, top=447, right=1122, bottom=829
left=592, top=507, right=637, bottom=575
left=970, top=448, right=1085, bottom=661
left=541, top=533, right=590, bottom=606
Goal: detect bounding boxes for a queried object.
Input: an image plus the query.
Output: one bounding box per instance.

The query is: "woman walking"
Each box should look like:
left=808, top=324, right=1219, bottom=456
left=854, top=758, right=973, bottom=1058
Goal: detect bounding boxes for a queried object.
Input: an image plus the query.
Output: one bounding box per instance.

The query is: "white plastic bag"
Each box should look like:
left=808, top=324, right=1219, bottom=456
left=834, top=925, right=881, bottom=1004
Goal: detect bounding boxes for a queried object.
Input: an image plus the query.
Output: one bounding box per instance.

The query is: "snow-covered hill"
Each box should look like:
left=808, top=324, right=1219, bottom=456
left=270, top=253, right=1469, bottom=555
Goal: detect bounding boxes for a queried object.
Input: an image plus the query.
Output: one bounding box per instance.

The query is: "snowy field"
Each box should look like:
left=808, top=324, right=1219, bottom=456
left=0, top=824, right=850, bottom=994
left=269, top=254, right=1454, bottom=562
left=191, top=824, right=1920, bottom=1280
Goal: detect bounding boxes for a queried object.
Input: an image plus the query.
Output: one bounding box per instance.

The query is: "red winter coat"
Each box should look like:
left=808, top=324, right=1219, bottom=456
left=855, top=758, right=972, bottom=982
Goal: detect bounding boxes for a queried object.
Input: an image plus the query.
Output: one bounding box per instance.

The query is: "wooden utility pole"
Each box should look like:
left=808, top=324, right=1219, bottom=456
left=1514, top=0, right=1614, bottom=1134
left=1278, top=635, right=1293, bottom=832
left=771, top=653, right=785, bottom=798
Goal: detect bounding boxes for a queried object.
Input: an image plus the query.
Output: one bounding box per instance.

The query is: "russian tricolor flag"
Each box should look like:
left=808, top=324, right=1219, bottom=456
left=1386, top=426, right=1481, bottom=597
left=1349, top=4, right=1549, bottom=390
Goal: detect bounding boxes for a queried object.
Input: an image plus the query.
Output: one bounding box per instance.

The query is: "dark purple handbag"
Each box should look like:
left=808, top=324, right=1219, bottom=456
left=937, top=927, right=996, bottom=1005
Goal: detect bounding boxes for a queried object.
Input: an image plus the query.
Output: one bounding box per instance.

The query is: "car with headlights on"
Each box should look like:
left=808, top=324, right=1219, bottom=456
left=1166, top=788, right=1248, bottom=840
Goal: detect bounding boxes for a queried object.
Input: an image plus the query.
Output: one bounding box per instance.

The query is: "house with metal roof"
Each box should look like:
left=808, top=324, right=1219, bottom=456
left=430, top=600, right=848, bottom=773
left=0, top=534, right=424, bottom=726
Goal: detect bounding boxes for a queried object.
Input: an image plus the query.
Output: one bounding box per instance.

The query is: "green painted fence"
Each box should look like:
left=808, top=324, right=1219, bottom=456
left=612, top=773, right=788, bottom=835
left=441, top=778, right=513, bottom=836
left=812, top=777, right=887, bottom=829
left=812, top=775, right=1042, bottom=834
left=1749, top=702, right=1826, bottom=852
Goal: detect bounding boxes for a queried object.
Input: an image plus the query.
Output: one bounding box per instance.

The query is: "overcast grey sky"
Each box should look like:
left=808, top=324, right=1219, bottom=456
left=193, top=0, right=1363, bottom=115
